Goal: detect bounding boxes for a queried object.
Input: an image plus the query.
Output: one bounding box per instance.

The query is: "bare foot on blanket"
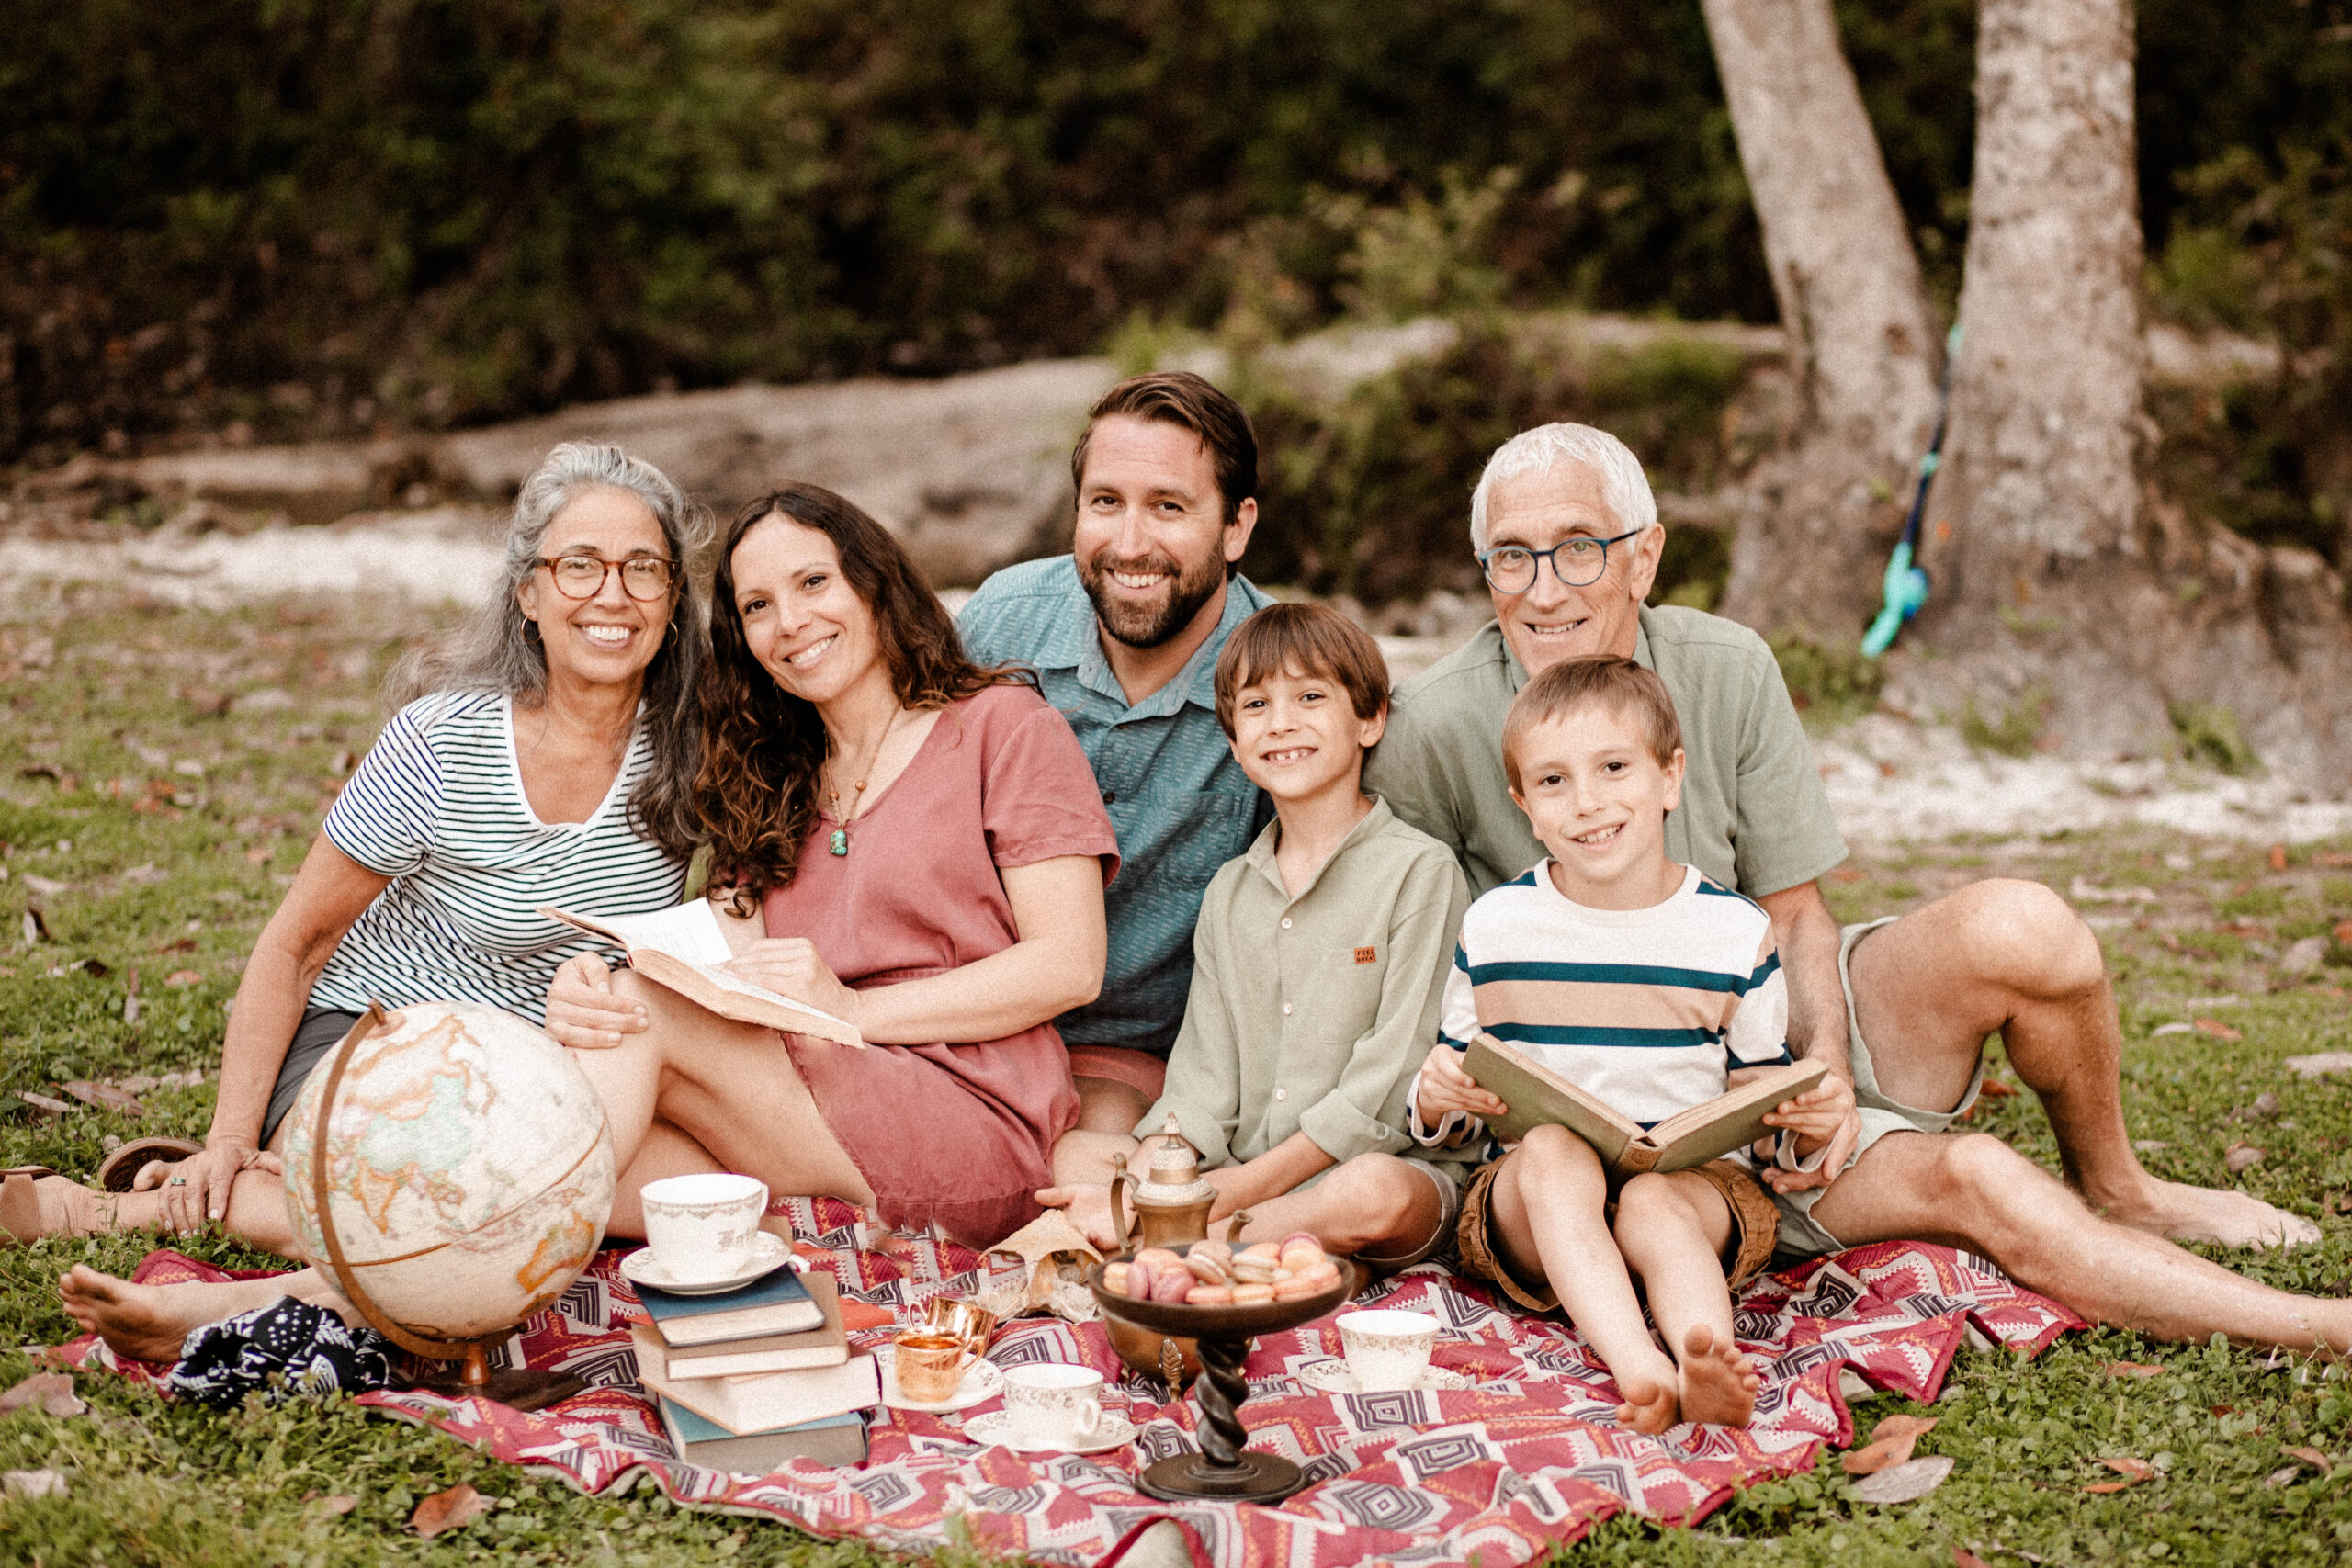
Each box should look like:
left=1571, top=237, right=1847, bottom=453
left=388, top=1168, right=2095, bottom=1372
left=1675, top=1325, right=1760, bottom=1427
left=58, top=1266, right=294, bottom=1363
left=2096, top=1178, right=2321, bottom=1252
left=1613, top=1371, right=1679, bottom=1434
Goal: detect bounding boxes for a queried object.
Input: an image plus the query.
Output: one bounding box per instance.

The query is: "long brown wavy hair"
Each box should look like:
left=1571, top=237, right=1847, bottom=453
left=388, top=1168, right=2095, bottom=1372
left=696, top=483, right=1035, bottom=908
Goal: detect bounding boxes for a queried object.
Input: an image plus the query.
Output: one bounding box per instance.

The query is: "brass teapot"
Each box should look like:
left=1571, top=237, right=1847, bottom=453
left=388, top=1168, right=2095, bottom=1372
left=1109, top=1114, right=1217, bottom=1252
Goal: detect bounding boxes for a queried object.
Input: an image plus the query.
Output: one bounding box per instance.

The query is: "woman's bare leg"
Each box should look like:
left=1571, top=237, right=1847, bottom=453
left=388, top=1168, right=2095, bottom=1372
left=567, top=971, right=875, bottom=1216
left=603, top=1120, right=728, bottom=1239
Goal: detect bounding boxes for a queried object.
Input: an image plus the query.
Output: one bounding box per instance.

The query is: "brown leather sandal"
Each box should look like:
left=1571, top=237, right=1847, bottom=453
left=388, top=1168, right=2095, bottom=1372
left=0, top=1168, right=57, bottom=1244
left=95, top=1137, right=206, bottom=1193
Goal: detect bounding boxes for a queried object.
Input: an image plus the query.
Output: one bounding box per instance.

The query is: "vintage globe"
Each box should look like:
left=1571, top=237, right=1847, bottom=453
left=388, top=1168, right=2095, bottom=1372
left=282, top=999, right=616, bottom=1347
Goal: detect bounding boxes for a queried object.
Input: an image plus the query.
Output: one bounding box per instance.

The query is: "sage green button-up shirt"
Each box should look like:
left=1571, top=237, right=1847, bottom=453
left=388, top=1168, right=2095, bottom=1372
left=1138, top=796, right=1473, bottom=1179
left=1364, top=605, right=1849, bottom=900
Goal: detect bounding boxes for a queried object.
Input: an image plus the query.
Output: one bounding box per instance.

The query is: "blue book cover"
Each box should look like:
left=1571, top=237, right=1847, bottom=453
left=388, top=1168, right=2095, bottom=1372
left=656, top=1396, right=868, bottom=1469
left=635, top=1262, right=822, bottom=1342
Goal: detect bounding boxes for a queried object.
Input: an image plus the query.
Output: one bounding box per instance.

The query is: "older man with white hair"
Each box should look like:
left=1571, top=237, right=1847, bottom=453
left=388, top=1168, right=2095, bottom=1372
left=1367, top=423, right=2352, bottom=1354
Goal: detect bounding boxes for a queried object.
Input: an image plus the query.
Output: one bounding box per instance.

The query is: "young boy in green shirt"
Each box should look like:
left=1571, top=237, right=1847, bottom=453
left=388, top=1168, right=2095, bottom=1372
left=1037, top=603, right=1473, bottom=1264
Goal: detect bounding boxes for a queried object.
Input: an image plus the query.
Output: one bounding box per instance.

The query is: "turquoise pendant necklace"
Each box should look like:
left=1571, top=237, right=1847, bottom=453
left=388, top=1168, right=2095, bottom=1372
left=826, top=779, right=867, bottom=856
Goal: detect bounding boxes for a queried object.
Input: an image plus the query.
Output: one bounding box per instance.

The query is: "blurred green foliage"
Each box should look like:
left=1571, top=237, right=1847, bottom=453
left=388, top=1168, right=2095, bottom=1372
left=1, top=0, right=2348, bottom=581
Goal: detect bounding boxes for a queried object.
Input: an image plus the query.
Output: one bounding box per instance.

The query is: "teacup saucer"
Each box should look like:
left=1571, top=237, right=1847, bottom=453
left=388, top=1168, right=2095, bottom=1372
left=1296, top=1359, right=1471, bottom=1395
left=620, top=1232, right=796, bottom=1296
left=876, top=1346, right=1004, bottom=1414
left=963, top=1409, right=1138, bottom=1455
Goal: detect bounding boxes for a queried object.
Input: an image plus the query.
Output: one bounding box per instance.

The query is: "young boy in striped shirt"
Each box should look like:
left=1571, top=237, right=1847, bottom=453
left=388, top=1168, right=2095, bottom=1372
left=1411, top=656, right=1849, bottom=1431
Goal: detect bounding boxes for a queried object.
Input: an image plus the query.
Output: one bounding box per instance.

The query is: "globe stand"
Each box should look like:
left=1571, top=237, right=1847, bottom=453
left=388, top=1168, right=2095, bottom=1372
left=410, top=1342, right=584, bottom=1414
left=308, top=1004, right=587, bottom=1416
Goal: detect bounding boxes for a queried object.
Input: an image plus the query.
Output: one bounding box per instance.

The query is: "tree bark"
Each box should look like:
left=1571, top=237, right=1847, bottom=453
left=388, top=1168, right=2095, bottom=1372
left=1905, top=0, right=2352, bottom=786
left=1702, top=0, right=1944, bottom=640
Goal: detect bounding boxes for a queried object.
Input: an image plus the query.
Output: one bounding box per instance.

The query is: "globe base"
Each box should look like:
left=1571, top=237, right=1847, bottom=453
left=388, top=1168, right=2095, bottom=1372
left=411, top=1343, right=585, bottom=1414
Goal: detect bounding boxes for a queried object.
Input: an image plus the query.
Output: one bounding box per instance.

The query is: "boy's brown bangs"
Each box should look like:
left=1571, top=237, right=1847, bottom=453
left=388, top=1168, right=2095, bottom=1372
left=1213, top=603, right=1390, bottom=737
left=1501, top=656, right=1681, bottom=789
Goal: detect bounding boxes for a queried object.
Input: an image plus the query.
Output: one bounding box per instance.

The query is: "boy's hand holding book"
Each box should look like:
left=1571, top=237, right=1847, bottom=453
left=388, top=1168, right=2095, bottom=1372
left=1753, top=1069, right=1858, bottom=1193
left=1413, top=1043, right=1508, bottom=1131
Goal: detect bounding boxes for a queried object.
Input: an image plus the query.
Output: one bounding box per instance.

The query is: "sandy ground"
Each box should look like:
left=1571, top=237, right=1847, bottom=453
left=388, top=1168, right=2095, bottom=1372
left=16, top=523, right=2349, bottom=847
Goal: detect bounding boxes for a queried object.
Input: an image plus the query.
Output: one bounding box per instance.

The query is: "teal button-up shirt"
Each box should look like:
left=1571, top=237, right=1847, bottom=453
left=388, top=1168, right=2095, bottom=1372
left=958, top=556, right=1272, bottom=1056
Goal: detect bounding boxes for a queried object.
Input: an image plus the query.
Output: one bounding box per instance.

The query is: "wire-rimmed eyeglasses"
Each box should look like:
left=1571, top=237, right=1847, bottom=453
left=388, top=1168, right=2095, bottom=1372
left=534, top=554, right=676, bottom=601
left=1476, top=528, right=1645, bottom=593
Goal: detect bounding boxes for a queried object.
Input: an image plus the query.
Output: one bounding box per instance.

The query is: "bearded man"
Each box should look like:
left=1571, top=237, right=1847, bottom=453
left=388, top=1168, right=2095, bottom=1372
left=959, top=372, right=1272, bottom=1151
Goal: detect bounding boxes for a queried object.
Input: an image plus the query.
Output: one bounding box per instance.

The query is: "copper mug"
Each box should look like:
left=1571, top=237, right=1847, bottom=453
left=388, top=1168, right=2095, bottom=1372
left=921, top=1295, right=1000, bottom=1359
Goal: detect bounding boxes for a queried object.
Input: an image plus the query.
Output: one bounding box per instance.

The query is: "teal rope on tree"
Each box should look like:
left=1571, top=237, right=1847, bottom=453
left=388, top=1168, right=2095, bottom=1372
left=1861, top=323, right=1963, bottom=659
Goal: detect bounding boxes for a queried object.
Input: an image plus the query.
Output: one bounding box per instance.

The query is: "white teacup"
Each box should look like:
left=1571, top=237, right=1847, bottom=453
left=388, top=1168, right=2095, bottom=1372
left=1000, top=1363, right=1104, bottom=1449
left=1337, top=1308, right=1439, bottom=1392
left=639, top=1172, right=768, bottom=1281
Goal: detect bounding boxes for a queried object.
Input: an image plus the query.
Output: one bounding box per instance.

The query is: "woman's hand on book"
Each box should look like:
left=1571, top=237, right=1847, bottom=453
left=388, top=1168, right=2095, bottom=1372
left=1414, top=1044, right=1508, bottom=1125
left=725, top=939, right=862, bottom=1029
left=543, top=954, right=650, bottom=1049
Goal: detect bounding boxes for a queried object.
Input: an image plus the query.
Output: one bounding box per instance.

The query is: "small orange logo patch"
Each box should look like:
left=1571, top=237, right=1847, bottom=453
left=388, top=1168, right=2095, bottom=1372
left=1353, top=945, right=1378, bottom=965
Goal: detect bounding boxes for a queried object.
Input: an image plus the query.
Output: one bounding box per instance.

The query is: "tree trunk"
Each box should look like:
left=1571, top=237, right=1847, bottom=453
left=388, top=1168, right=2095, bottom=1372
left=1702, top=0, right=1944, bottom=640
left=1905, top=0, right=2352, bottom=787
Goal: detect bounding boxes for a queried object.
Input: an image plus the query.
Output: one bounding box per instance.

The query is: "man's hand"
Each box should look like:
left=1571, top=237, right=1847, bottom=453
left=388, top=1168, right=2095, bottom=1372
left=1758, top=1074, right=1860, bottom=1194
left=1034, top=1184, right=1125, bottom=1253
left=1414, top=1044, right=1507, bottom=1128
left=542, top=954, right=649, bottom=1049
left=726, top=939, right=863, bottom=1026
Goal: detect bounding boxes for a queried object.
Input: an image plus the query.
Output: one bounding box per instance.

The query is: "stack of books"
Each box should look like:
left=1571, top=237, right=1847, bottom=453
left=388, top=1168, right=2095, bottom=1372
left=631, top=1265, right=881, bottom=1471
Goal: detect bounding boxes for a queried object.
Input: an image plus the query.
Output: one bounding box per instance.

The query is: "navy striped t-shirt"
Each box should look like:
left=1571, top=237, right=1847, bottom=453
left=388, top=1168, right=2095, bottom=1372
left=308, top=690, right=689, bottom=1021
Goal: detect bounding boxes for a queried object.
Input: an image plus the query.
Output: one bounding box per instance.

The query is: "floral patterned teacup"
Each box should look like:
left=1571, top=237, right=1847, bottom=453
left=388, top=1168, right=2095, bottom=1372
left=640, top=1172, right=768, bottom=1281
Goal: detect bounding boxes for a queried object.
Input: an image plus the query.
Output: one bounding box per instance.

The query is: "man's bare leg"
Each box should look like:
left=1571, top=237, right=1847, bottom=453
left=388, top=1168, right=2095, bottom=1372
left=1806, top=1131, right=2352, bottom=1352
left=1847, top=879, right=2315, bottom=1249
left=59, top=1265, right=355, bottom=1364
left=1220, top=1154, right=1443, bottom=1261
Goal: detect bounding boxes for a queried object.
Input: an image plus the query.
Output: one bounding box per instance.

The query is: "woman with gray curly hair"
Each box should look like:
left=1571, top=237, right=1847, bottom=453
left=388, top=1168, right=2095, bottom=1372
left=10, top=442, right=710, bottom=1256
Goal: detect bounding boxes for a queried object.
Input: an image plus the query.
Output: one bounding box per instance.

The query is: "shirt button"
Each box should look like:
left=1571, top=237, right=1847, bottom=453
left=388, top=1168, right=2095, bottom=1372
left=1102, top=790, right=1117, bottom=804
left=1280, top=918, right=1293, bottom=930
left=1274, top=1089, right=1287, bottom=1102
left=1283, top=1002, right=1294, bottom=1016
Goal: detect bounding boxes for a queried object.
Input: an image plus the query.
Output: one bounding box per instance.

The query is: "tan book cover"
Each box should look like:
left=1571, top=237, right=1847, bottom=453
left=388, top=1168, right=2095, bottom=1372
left=1462, top=1032, right=1827, bottom=1174
left=539, top=900, right=864, bottom=1047
left=632, top=1272, right=850, bottom=1380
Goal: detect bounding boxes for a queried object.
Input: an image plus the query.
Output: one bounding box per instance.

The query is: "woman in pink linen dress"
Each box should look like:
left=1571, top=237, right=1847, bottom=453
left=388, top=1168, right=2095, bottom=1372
left=543, top=483, right=1118, bottom=1247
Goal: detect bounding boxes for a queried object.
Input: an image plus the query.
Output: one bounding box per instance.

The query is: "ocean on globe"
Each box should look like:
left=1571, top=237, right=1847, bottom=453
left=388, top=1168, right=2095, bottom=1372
left=282, top=1000, right=616, bottom=1346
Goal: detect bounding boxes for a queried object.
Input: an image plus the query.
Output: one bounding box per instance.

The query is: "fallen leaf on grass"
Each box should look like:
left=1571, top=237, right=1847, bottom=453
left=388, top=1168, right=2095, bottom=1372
left=409, top=1483, right=492, bottom=1538
left=2225, top=1142, right=2265, bottom=1174
left=19, top=874, right=68, bottom=897
left=2270, top=842, right=2290, bottom=871
left=1850, top=1455, right=1952, bottom=1504
left=1953, top=1551, right=1991, bottom=1568
left=2279, top=1444, right=2333, bottom=1474
left=62, top=1081, right=146, bottom=1118
left=16, top=1091, right=72, bottom=1119
left=164, top=969, right=202, bottom=987
left=1843, top=1413, right=1939, bottom=1474
left=1977, top=1077, right=2018, bottom=1099
left=243, top=846, right=272, bottom=863
left=2150, top=1021, right=2193, bottom=1037
left=0, top=1373, right=85, bottom=1417
left=2267, top=1465, right=2301, bottom=1488
left=2084, top=1456, right=2156, bottom=1493
left=2195, top=1018, right=2243, bottom=1042
left=2318, top=852, right=2352, bottom=868
left=2, top=1469, right=68, bottom=1499
left=310, top=1494, right=357, bottom=1517
left=153, top=937, right=196, bottom=954
left=22, top=908, right=49, bottom=945
left=2103, top=1361, right=2165, bottom=1379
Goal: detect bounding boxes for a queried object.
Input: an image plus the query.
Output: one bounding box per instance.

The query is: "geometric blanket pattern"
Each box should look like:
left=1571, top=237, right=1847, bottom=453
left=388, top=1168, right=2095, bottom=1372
left=67, top=1194, right=2083, bottom=1568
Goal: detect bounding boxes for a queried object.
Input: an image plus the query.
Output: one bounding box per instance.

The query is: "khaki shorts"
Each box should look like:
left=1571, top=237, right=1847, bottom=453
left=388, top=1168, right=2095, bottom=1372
left=1453, top=1151, right=1781, bottom=1313
left=1766, top=916, right=1987, bottom=1260
left=1352, top=1155, right=1465, bottom=1274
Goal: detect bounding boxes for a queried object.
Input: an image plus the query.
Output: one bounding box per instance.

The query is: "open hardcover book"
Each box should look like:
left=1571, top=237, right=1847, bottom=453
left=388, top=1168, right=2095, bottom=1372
left=1462, top=1032, right=1826, bottom=1175
left=539, top=900, right=864, bottom=1048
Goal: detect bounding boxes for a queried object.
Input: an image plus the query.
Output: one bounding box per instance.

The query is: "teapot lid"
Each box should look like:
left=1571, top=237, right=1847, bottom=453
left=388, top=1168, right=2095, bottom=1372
left=1133, top=1114, right=1215, bottom=1205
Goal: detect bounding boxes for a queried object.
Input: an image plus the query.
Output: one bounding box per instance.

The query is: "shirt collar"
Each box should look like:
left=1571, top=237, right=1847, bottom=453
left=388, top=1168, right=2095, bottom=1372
left=1244, top=794, right=1395, bottom=902
left=1073, top=573, right=1263, bottom=717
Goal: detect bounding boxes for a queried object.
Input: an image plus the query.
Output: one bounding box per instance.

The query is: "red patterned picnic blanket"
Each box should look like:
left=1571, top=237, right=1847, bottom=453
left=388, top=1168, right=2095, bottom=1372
left=68, top=1196, right=2081, bottom=1568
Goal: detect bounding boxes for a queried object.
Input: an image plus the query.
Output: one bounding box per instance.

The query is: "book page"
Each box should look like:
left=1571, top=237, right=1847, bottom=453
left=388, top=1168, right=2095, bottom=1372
left=547, top=899, right=733, bottom=965
left=1645, top=1058, right=1827, bottom=1172
left=662, top=953, right=859, bottom=1034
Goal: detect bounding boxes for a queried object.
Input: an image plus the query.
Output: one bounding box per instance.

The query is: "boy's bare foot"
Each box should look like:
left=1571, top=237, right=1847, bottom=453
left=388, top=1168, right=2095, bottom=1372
left=57, top=1266, right=291, bottom=1364
left=1612, top=1371, right=1679, bottom=1434
left=1675, top=1324, right=1761, bottom=1427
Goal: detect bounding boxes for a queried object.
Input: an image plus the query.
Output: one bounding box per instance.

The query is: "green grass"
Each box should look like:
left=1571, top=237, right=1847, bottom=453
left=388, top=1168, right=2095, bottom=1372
left=6, top=590, right=2352, bottom=1563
